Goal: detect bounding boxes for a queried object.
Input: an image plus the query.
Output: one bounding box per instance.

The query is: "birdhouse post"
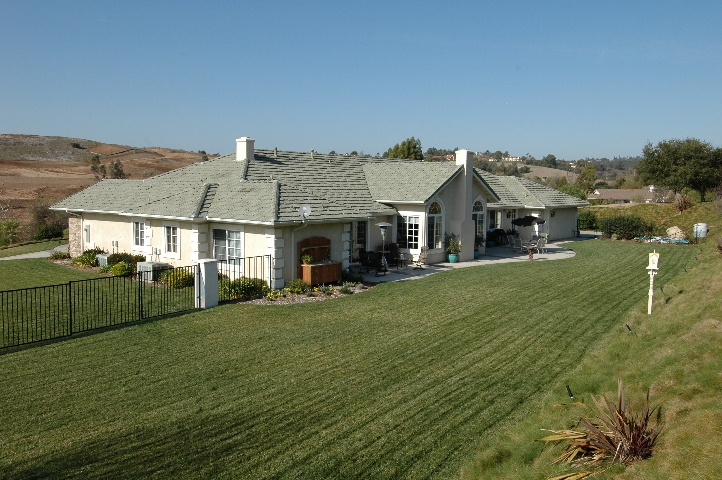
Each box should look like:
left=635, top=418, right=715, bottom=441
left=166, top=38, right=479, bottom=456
left=646, top=250, right=660, bottom=314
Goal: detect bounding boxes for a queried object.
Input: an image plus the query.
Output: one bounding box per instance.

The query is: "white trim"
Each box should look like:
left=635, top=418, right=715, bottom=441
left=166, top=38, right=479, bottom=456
left=427, top=198, right=444, bottom=250
left=131, top=218, right=151, bottom=254
left=162, top=222, right=180, bottom=260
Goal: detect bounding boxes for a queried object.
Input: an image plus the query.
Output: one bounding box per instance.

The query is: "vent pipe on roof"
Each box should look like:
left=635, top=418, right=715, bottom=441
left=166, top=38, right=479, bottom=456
left=236, top=137, right=255, bottom=162
left=274, top=147, right=278, bottom=158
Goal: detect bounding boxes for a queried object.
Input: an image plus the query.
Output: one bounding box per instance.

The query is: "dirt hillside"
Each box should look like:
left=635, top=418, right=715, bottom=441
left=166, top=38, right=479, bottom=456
left=0, top=134, right=207, bottom=241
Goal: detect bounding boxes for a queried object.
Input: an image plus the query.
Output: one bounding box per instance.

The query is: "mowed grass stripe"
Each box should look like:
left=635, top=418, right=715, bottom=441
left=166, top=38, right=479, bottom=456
left=0, top=241, right=695, bottom=479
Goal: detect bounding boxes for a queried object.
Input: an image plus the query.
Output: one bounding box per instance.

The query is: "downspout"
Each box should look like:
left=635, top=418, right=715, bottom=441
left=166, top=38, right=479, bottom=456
left=290, top=221, right=309, bottom=280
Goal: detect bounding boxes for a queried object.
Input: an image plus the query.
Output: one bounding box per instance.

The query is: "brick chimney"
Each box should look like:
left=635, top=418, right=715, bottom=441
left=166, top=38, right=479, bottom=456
left=236, top=137, right=255, bottom=161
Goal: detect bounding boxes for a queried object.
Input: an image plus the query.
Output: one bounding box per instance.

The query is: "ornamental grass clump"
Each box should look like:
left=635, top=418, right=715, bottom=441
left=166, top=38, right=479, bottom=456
left=540, top=370, right=665, bottom=478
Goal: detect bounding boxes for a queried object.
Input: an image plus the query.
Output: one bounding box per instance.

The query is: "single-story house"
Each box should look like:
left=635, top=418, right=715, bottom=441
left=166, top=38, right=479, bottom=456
left=52, top=137, right=589, bottom=288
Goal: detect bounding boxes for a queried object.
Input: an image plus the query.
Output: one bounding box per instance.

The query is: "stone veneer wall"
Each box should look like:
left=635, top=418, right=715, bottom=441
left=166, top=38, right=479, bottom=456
left=67, top=217, right=82, bottom=258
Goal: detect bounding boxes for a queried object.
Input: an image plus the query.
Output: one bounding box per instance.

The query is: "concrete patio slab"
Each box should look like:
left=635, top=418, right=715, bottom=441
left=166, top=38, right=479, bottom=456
left=353, top=234, right=599, bottom=283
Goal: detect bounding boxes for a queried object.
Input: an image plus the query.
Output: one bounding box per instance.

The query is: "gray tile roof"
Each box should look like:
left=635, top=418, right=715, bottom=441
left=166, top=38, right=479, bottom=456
left=364, top=163, right=462, bottom=202
left=52, top=149, right=586, bottom=224
left=477, top=170, right=590, bottom=208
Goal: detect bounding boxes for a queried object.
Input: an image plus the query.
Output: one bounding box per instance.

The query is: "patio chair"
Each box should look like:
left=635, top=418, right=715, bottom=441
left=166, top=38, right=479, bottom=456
left=513, top=237, right=524, bottom=253
left=365, top=251, right=387, bottom=276
left=387, top=242, right=403, bottom=269
left=536, top=237, right=547, bottom=254
left=505, top=235, right=516, bottom=249
left=412, top=246, right=429, bottom=270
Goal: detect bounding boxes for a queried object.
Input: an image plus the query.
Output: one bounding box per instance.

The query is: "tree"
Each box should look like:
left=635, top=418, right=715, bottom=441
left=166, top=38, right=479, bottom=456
left=90, top=155, right=106, bottom=180
left=558, top=184, right=587, bottom=200
left=638, top=138, right=722, bottom=201
left=575, top=163, right=597, bottom=194
left=383, top=137, right=423, bottom=160
left=108, top=159, right=128, bottom=179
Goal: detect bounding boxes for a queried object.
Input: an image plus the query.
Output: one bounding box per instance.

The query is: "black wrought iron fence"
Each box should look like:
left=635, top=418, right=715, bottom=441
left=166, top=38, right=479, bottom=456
left=1, top=265, right=197, bottom=349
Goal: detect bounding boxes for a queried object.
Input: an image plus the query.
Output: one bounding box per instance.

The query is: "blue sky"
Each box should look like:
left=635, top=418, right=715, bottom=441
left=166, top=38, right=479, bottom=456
left=1, top=1, right=720, bottom=160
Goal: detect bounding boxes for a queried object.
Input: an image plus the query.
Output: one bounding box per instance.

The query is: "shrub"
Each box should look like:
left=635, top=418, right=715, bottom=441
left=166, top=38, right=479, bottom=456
left=72, top=247, right=106, bottom=268
left=49, top=251, right=71, bottom=260
left=674, top=193, right=693, bottom=213
left=341, top=269, right=363, bottom=283
left=219, top=277, right=267, bottom=300
left=34, top=224, right=64, bottom=240
left=285, top=278, right=310, bottom=294
left=600, top=215, right=655, bottom=240
left=110, top=261, right=135, bottom=277
left=578, top=210, right=598, bottom=230
left=0, top=220, right=20, bottom=247
left=159, top=268, right=195, bottom=288
left=107, top=252, right=133, bottom=266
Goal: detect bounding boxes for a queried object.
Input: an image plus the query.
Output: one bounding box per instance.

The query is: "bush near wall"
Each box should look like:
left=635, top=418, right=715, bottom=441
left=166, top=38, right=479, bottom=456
left=219, top=277, right=267, bottom=300
left=72, top=247, right=106, bottom=268
left=159, top=268, right=194, bottom=288
left=600, top=214, right=656, bottom=240
left=578, top=210, right=598, bottom=230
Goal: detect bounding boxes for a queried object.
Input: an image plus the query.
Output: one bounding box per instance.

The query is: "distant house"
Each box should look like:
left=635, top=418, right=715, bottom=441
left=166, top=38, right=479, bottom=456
left=587, top=188, right=656, bottom=204
left=52, top=137, right=588, bottom=288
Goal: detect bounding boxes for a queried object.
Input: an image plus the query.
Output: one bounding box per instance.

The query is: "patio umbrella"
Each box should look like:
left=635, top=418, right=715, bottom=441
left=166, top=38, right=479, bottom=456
left=512, top=215, right=546, bottom=227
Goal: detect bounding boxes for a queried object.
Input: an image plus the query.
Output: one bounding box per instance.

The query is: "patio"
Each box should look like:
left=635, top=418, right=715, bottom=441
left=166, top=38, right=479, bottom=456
left=357, top=234, right=599, bottom=283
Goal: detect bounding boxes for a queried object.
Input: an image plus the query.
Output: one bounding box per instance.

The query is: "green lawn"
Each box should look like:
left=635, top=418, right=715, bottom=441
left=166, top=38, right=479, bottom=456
left=0, top=241, right=698, bottom=479
left=0, top=258, right=100, bottom=290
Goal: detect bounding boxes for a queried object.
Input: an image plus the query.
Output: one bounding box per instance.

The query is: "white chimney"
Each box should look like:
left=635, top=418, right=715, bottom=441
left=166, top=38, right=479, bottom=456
left=236, top=137, right=255, bottom=161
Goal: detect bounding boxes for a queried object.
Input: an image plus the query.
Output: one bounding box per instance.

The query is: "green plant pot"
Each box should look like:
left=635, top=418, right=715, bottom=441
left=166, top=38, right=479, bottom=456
left=486, top=241, right=495, bottom=247
left=447, top=253, right=459, bottom=263
left=474, top=250, right=481, bottom=259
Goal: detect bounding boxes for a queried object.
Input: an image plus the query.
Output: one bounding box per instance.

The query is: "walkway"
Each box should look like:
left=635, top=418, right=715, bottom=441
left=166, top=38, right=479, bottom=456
left=0, top=244, right=69, bottom=261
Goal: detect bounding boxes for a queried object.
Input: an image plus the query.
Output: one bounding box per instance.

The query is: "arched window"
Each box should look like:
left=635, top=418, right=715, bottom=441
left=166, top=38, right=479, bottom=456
left=472, top=199, right=485, bottom=237
left=427, top=201, right=443, bottom=249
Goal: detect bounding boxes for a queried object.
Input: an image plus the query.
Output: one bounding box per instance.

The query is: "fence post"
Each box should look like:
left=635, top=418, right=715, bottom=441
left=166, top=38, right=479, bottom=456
left=68, top=281, right=73, bottom=336
left=137, top=272, right=143, bottom=321
left=195, top=260, right=219, bottom=309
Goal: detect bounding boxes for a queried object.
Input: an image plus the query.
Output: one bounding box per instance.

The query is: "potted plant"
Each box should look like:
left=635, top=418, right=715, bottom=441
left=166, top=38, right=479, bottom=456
left=301, top=254, right=313, bottom=265
left=444, top=232, right=461, bottom=263
left=474, top=233, right=485, bottom=259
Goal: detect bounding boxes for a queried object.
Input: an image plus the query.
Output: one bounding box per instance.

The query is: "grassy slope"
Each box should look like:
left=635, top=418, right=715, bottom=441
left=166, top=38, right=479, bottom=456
left=0, top=259, right=99, bottom=290
left=0, top=241, right=696, bottom=479
left=462, top=207, right=722, bottom=479
left=583, top=201, right=719, bottom=237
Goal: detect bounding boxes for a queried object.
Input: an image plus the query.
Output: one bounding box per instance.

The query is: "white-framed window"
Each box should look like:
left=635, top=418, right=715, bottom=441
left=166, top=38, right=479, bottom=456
left=84, top=224, right=91, bottom=243
left=397, top=215, right=419, bottom=250
left=472, top=199, right=485, bottom=237
left=427, top=201, right=443, bottom=249
left=133, top=221, right=145, bottom=247
left=163, top=224, right=179, bottom=258
left=213, top=229, right=242, bottom=262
